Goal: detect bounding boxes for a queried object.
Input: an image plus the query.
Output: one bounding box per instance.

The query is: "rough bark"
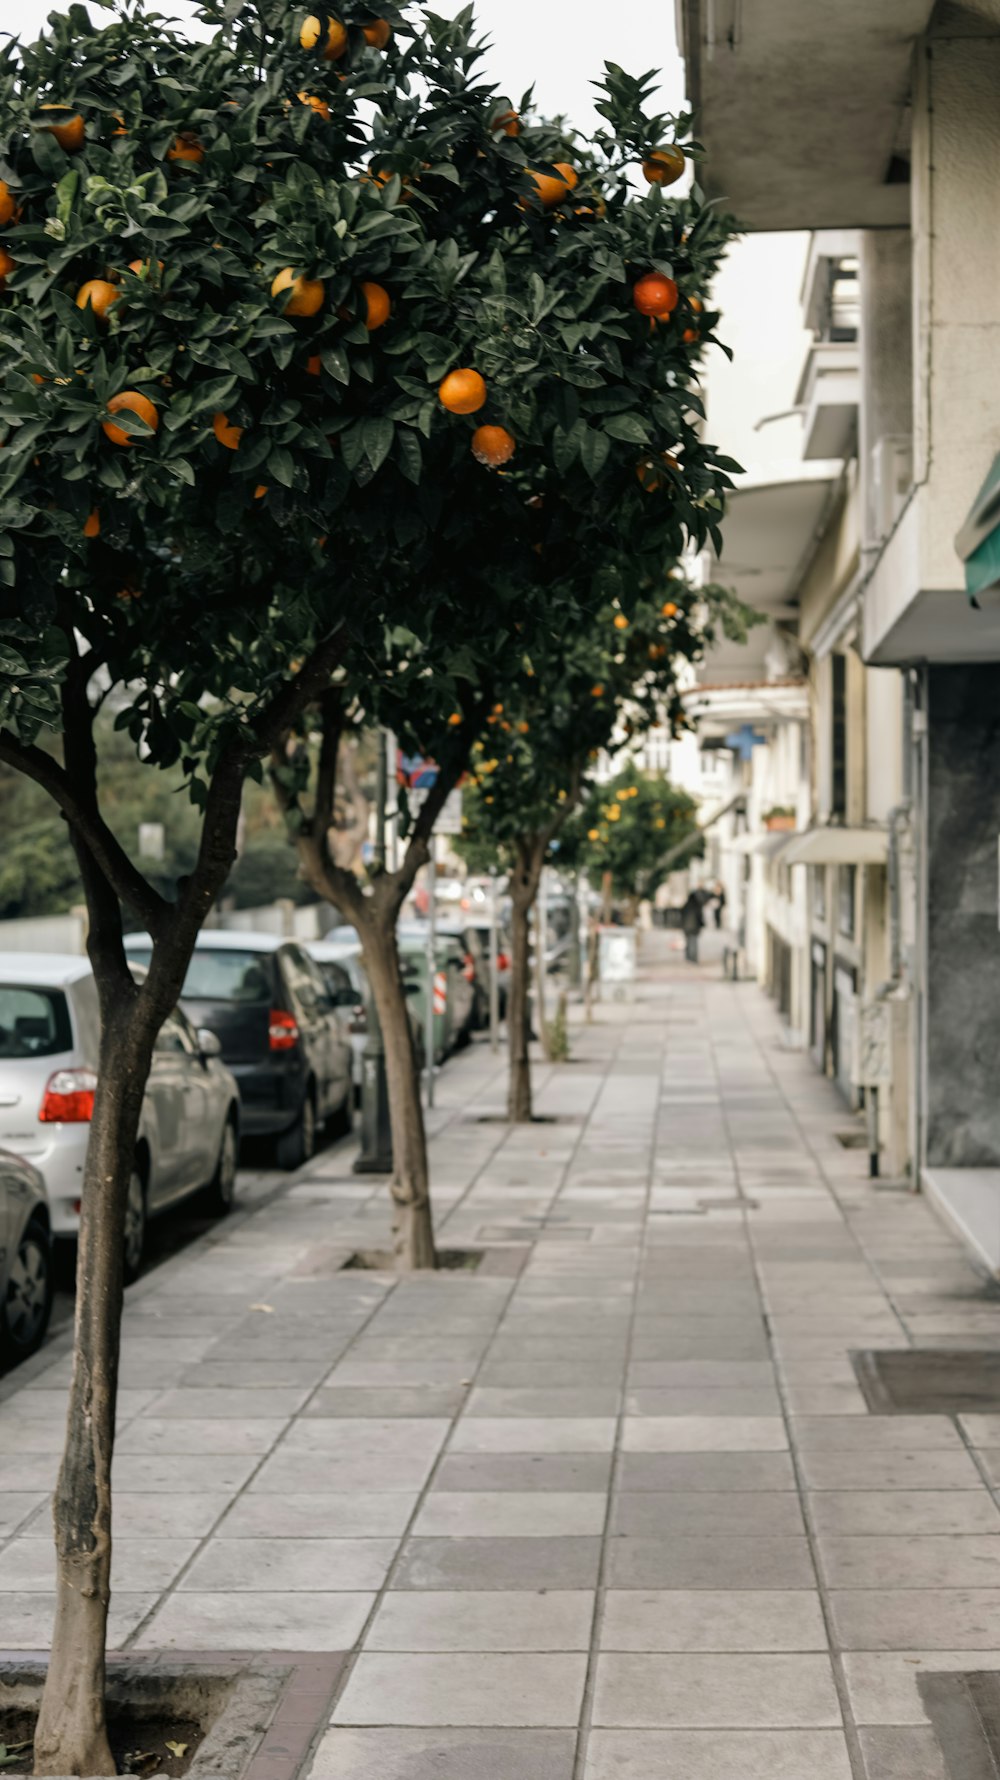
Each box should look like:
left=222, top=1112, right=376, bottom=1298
left=360, top=914, right=436, bottom=1269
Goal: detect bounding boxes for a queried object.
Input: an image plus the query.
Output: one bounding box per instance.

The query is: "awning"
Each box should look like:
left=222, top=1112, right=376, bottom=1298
left=956, top=452, right=1000, bottom=602
left=782, top=827, right=888, bottom=867
left=729, top=830, right=796, bottom=859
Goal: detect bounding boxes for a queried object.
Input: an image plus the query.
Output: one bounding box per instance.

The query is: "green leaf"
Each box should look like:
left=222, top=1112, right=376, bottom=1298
left=603, top=412, right=650, bottom=445
left=363, top=417, right=394, bottom=475
left=267, top=445, right=295, bottom=488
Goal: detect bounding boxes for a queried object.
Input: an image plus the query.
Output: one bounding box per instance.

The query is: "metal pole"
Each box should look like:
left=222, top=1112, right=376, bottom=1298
left=354, top=725, right=393, bottom=1175
left=489, top=869, right=500, bottom=1053
left=425, top=832, right=437, bottom=1108
left=374, top=728, right=387, bottom=870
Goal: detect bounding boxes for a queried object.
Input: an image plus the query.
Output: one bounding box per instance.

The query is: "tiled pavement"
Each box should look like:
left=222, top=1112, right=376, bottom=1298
left=3, top=935, right=1000, bottom=1778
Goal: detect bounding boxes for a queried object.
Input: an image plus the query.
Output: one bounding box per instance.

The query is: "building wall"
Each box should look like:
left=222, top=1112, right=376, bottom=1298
left=925, top=663, right=1000, bottom=1165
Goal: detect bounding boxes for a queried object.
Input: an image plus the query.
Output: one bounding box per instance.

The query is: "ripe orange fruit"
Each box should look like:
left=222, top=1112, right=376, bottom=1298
left=75, top=279, right=119, bottom=322
left=212, top=411, right=243, bottom=449
left=167, top=132, right=204, bottom=164
left=0, top=246, right=15, bottom=288
left=111, top=111, right=128, bottom=136
left=361, top=281, right=390, bottom=330
left=662, top=600, right=678, bottom=617
left=471, top=424, right=515, bottom=467
left=591, top=684, right=604, bottom=698
left=272, top=267, right=325, bottom=316
left=439, top=368, right=487, bottom=414
left=254, top=484, right=268, bottom=499
left=39, top=107, right=85, bottom=152
left=447, top=712, right=462, bottom=726
left=0, top=181, right=18, bottom=227
left=634, top=272, right=678, bottom=318
left=82, top=508, right=100, bottom=538
left=523, top=162, right=578, bottom=208
left=613, top=613, right=629, bottom=630
left=301, top=15, right=348, bottom=57
left=298, top=90, right=330, bottom=120
left=492, top=108, right=520, bottom=136
left=637, top=452, right=679, bottom=492
left=643, top=146, right=685, bottom=186
left=517, top=721, right=530, bottom=734
left=362, top=19, right=391, bottom=47
left=102, top=390, right=159, bottom=446
left=306, top=354, right=322, bottom=375
left=127, top=257, right=165, bottom=281
left=682, top=294, right=704, bottom=344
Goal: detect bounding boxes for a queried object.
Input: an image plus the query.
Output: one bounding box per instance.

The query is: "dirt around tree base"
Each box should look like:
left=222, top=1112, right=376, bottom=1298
left=0, top=1711, right=205, bottom=1776
left=343, top=1247, right=484, bottom=1272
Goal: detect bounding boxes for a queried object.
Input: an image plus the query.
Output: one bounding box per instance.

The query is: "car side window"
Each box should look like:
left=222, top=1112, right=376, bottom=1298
left=155, top=1013, right=191, bottom=1056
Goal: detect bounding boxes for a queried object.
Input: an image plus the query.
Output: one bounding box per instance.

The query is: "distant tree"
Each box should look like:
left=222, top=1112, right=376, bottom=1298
left=569, top=759, right=702, bottom=922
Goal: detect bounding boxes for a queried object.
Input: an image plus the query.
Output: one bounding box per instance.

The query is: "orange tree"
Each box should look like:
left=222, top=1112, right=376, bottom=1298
left=0, top=2, right=736, bottom=1762
left=455, top=579, right=746, bottom=1119
left=265, top=18, right=739, bottom=1235
left=567, top=758, right=702, bottom=922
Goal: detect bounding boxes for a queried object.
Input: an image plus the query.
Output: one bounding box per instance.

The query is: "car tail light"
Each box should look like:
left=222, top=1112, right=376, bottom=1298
left=463, top=953, right=476, bottom=984
left=496, top=951, right=510, bottom=972
left=39, top=1068, right=97, bottom=1123
left=269, top=1009, right=299, bottom=1052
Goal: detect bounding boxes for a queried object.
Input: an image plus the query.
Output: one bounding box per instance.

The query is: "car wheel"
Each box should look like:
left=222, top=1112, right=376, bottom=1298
left=275, top=1090, right=316, bottom=1171
left=203, top=1114, right=238, bottom=1217
left=123, top=1165, right=147, bottom=1285
left=0, top=1217, right=53, bottom=1367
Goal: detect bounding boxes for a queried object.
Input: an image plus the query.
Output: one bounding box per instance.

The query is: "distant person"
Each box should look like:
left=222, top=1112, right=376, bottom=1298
left=680, top=890, right=704, bottom=963
left=713, top=883, right=727, bottom=930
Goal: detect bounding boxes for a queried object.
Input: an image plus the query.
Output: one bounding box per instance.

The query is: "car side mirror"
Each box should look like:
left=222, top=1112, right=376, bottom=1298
left=197, top=1028, right=223, bottom=1059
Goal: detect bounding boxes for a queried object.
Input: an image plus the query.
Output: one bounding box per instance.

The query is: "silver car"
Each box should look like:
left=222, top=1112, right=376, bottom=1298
left=0, top=954, right=241, bottom=1281
left=0, top=1148, right=52, bottom=1368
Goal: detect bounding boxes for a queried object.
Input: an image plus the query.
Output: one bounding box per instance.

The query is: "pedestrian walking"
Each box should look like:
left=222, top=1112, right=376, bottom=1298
left=680, top=889, right=704, bottom=963
left=713, top=881, right=727, bottom=930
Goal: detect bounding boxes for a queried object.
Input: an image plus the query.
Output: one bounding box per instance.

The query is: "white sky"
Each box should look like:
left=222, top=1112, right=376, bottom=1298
left=3, top=0, right=811, bottom=478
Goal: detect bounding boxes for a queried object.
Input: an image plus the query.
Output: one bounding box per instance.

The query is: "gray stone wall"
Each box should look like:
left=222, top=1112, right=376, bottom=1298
left=926, top=664, right=1000, bottom=1165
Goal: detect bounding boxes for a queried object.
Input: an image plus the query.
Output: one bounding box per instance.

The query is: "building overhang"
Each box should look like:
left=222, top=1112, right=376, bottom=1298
left=783, top=826, right=889, bottom=867
left=863, top=493, right=1000, bottom=664
left=683, top=678, right=810, bottom=731
left=706, top=469, right=839, bottom=613
left=676, top=0, right=932, bottom=230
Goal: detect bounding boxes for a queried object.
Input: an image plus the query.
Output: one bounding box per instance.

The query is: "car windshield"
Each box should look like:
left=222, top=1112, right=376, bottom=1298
left=0, top=985, right=73, bottom=1058
left=129, top=947, right=272, bottom=1004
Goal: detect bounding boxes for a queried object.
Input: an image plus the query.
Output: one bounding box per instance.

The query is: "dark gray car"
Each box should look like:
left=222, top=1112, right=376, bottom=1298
left=0, top=1149, right=52, bottom=1369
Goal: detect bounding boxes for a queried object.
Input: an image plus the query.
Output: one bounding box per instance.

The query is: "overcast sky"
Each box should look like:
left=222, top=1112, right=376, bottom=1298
left=3, top=0, right=811, bottom=476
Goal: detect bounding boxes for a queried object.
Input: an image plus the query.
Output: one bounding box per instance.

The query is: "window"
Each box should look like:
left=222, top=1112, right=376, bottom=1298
left=831, top=654, right=847, bottom=818
left=812, top=867, right=827, bottom=921
left=838, top=865, right=857, bottom=939
left=155, top=1012, right=195, bottom=1055
left=0, top=986, right=72, bottom=1058
left=133, top=948, right=274, bottom=1004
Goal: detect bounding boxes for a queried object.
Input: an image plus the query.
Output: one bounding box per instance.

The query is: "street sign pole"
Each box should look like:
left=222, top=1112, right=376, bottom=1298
left=489, top=869, right=499, bottom=1053
left=425, top=833, right=437, bottom=1108
left=355, top=727, right=393, bottom=1175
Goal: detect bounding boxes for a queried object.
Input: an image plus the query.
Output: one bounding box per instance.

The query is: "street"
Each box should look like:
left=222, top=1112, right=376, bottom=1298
left=2, top=936, right=997, bottom=1779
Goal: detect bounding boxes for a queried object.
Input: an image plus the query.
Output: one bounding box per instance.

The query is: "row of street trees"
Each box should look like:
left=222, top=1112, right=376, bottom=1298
left=0, top=0, right=737, bottom=1769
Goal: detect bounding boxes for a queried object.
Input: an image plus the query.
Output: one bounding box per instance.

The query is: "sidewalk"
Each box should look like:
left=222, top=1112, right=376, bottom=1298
left=2, top=934, right=1000, bottom=1778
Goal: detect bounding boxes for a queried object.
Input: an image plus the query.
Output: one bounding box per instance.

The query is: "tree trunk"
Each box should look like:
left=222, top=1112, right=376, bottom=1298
left=534, top=900, right=553, bottom=1063
left=32, top=1015, right=153, bottom=1778
left=507, top=891, right=532, bottom=1121
left=361, top=917, right=437, bottom=1270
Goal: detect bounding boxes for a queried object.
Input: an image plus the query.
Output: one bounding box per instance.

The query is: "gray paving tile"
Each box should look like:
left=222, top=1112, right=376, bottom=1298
left=310, top=1727, right=576, bottom=1779
left=114, top=1417, right=287, bottom=1455
left=820, top=1533, right=1000, bottom=1589
left=841, top=1649, right=1000, bottom=1724
left=0, top=1536, right=195, bottom=1592
left=180, top=1535, right=396, bottom=1592
left=366, top=1589, right=594, bottom=1651
left=111, top=1453, right=259, bottom=1494
left=217, top=1492, right=417, bottom=1538
left=433, top=1454, right=613, bottom=1492
left=304, top=1386, right=469, bottom=1417
left=622, top=1417, right=788, bottom=1452
left=600, top=1589, right=826, bottom=1651
left=141, top=1385, right=310, bottom=1418
left=414, top=1492, right=607, bottom=1538
left=465, top=1387, right=622, bottom=1417
left=798, top=1449, right=983, bottom=1491
left=0, top=1494, right=44, bottom=1537
left=857, top=1726, right=947, bottom=1779
left=613, top=1492, right=805, bottom=1536
left=113, top=1493, right=232, bottom=1538
left=0, top=1591, right=159, bottom=1651
left=333, top=1651, right=588, bottom=1725
left=830, top=1588, right=1000, bottom=1649
left=134, top=1589, right=374, bottom=1650
left=583, top=1727, right=853, bottom=1778
left=608, top=1535, right=815, bottom=1590
left=618, top=1451, right=797, bottom=1492
left=592, top=1652, right=842, bottom=1727
left=808, top=1490, right=1000, bottom=1535
left=393, top=1537, right=602, bottom=1591
left=790, top=1417, right=963, bottom=1451
left=449, top=1418, right=616, bottom=1453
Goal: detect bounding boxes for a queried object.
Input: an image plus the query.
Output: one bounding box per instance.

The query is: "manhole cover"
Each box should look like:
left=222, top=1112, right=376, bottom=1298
left=919, top=1669, right=1000, bottom=1776
left=853, top=1349, right=1000, bottom=1415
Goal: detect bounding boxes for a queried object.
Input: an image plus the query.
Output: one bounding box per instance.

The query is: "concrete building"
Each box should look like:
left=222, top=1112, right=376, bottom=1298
left=678, top=0, right=1000, bottom=1266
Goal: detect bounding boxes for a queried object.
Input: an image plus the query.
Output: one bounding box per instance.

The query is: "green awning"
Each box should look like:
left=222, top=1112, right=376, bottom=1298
left=956, top=452, right=1000, bottom=602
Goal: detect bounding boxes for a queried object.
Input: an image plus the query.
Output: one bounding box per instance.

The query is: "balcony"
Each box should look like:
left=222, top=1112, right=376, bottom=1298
left=796, top=340, right=860, bottom=461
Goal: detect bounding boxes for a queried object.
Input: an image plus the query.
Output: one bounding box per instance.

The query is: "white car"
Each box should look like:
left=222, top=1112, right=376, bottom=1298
left=0, top=1148, right=52, bottom=1368
left=0, top=954, right=241, bottom=1280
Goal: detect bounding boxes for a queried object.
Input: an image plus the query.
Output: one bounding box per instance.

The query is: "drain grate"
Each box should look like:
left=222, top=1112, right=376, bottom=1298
left=853, top=1349, right=1000, bottom=1415
left=919, top=1670, right=1000, bottom=1777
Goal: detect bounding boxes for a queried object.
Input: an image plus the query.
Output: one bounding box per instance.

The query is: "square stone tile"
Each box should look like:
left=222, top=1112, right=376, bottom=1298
left=0, top=1592, right=159, bottom=1650
left=113, top=1493, right=232, bottom=1538
left=179, top=1535, right=396, bottom=1592
left=612, top=1492, right=805, bottom=1536
left=841, top=1649, right=1000, bottom=1725
left=304, top=1387, right=469, bottom=1418
left=465, top=1388, right=621, bottom=1417
left=333, top=1652, right=588, bottom=1725
left=114, top=1417, right=287, bottom=1455
left=808, top=1491, right=1000, bottom=1536
left=134, top=1589, right=374, bottom=1650
left=626, top=1389, right=783, bottom=1417
left=392, top=1537, right=601, bottom=1592
left=608, top=1536, right=815, bottom=1590
left=112, top=1453, right=259, bottom=1494
left=818, top=1534, right=1000, bottom=1590
left=0, top=1495, right=44, bottom=1538
left=413, top=1492, right=607, bottom=1539
left=600, top=1590, right=826, bottom=1651
left=592, top=1652, right=841, bottom=1727
left=618, top=1452, right=797, bottom=1492
left=583, top=1729, right=852, bottom=1779
left=829, top=1589, right=1000, bottom=1649
left=857, top=1727, right=947, bottom=1779
left=789, top=1417, right=962, bottom=1451
left=798, top=1449, right=983, bottom=1491
left=217, top=1492, right=417, bottom=1538
left=366, top=1590, right=594, bottom=1651
left=449, top=1418, right=616, bottom=1453
left=0, top=1535, right=195, bottom=1593
left=310, top=1727, right=576, bottom=1779
left=622, top=1418, right=789, bottom=1453
left=142, top=1385, right=310, bottom=1418
left=433, top=1454, right=613, bottom=1493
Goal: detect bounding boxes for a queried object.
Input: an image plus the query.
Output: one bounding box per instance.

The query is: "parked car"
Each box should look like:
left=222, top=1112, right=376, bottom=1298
left=308, top=937, right=425, bottom=1092
left=0, top=1149, right=52, bottom=1368
left=0, top=954, right=240, bottom=1281
left=437, top=918, right=504, bottom=1028
left=398, top=924, right=477, bottom=1053
left=126, top=932, right=353, bottom=1168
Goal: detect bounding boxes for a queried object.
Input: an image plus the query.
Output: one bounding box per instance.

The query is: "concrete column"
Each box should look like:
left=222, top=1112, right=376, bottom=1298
left=858, top=229, right=912, bottom=549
